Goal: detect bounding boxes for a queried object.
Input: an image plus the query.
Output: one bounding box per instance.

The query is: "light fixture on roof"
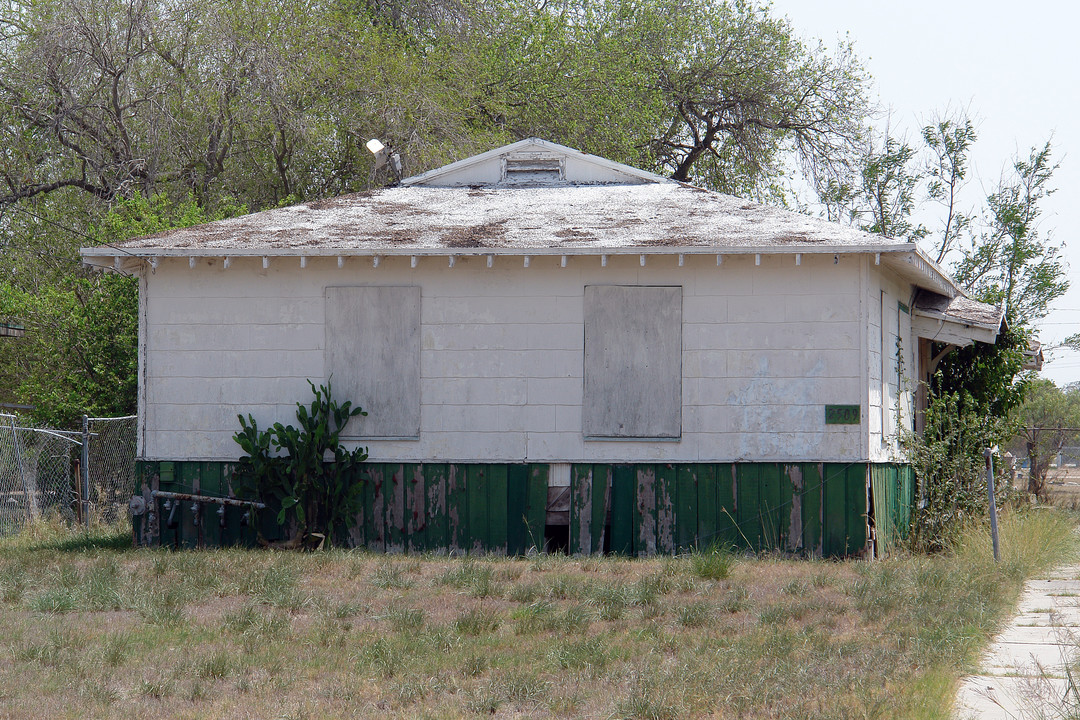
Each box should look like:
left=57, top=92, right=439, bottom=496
left=366, top=138, right=402, bottom=180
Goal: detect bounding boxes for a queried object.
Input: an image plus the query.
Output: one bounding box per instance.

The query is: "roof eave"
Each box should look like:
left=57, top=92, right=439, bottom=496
left=81, top=243, right=924, bottom=262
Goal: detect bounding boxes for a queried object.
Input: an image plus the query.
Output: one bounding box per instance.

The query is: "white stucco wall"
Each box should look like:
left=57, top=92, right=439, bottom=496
left=140, top=252, right=878, bottom=463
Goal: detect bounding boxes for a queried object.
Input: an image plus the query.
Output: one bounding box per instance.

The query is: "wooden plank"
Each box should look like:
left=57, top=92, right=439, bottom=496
left=694, top=464, right=718, bottom=550
left=736, top=464, right=760, bottom=550
left=181, top=462, right=201, bottom=548
left=405, top=464, right=426, bottom=552
left=716, top=464, right=738, bottom=548
left=800, top=464, right=823, bottom=557
left=525, top=464, right=548, bottom=553
left=845, top=464, right=868, bottom=555
left=634, top=465, right=657, bottom=557
left=506, top=465, right=528, bottom=556
left=157, top=462, right=175, bottom=548
left=676, top=465, right=698, bottom=551
left=348, top=467, right=366, bottom=550
left=885, top=465, right=897, bottom=552
left=822, top=464, right=848, bottom=557
left=782, top=465, right=803, bottom=553
left=424, top=464, right=449, bottom=551
left=656, top=464, right=677, bottom=554
left=570, top=464, right=593, bottom=555
left=447, top=464, right=466, bottom=553
left=759, top=464, right=782, bottom=551
left=870, top=465, right=888, bottom=555
left=201, top=463, right=222, bottom=547
left=777, top=464, right=795, bottom=552
left=900, top=466, right=914, bottom=539
left=369, top=465, right=386, bottom=552
left=610, top=465, right=635, bottom=555
left=488, top=465, right=509, bottom=554
left=591, top=465, right=611, bottom=554
left=385, top=465, right=405, bottom=553
left=466, top=465, right=488, bottom=554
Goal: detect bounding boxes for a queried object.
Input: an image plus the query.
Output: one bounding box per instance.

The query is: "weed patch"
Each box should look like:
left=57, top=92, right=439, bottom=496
left=0, top=510, right=1073, bottom=719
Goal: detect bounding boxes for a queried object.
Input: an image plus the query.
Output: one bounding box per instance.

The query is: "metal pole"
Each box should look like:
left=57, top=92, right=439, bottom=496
left=985, top=446, right=1000, bottom=562
left=81, top=415, right=90, bottom=528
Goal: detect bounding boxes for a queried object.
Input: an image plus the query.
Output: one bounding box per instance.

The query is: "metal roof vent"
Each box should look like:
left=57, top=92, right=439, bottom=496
left=500, top=152, right=565, bottom=186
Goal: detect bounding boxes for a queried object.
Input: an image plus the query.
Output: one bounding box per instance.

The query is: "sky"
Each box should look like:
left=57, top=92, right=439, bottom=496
left=768, top=0, right=1080, bottom=386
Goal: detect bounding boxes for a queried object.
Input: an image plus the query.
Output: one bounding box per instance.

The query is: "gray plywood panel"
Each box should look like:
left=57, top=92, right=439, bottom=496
left=583, top=285, right=682, bottom=438
left=326, top=286, right=420, bottom=438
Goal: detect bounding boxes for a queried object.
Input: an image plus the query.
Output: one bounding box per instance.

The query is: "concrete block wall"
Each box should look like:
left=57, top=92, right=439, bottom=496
left=141, top=252, right=879, bottom=463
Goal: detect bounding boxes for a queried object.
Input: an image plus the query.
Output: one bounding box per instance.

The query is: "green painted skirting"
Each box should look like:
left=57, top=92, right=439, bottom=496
left=134, top=460, right=913, bottom=557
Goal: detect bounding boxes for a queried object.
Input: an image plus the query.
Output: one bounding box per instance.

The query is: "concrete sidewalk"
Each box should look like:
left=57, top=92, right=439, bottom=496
left=954, top=564, right=1080, bottom=719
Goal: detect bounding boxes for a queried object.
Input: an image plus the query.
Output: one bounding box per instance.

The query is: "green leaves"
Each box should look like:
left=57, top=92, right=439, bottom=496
left=232, top=381, right=368, bottom=547
left=953, top=141, right=1066, bottom=328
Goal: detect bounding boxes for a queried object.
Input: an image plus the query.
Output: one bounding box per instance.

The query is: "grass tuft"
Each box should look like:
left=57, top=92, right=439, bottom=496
left=453, top=606, right=500, bottom=636
left=690, top=543, right=736, bottom=580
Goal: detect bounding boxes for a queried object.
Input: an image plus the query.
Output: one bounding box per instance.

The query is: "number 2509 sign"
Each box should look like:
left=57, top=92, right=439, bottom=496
left=825, top=405, right=860, bottom=425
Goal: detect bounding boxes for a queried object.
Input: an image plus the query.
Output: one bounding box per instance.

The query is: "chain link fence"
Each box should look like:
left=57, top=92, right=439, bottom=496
left=0, top=414, right=137, bottom=535
left=86, top=415, right=138, bottom=525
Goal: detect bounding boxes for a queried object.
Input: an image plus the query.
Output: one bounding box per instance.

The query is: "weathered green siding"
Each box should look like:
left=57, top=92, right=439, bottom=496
left=135, top=460, right=912, bottom=556
left=870, top=464, right=916, bottom=554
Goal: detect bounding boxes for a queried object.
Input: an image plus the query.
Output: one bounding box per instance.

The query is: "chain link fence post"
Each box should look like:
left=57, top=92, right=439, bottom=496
left=81, top=415, right=90, bottom=528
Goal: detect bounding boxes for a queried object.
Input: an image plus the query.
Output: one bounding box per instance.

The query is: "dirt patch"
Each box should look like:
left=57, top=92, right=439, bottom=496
left=442, top=221, right=508, bottom=247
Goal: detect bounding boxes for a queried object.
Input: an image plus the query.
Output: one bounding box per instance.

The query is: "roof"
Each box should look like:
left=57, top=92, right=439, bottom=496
left=911, top=290, right=1005, bottom=347
left=97, top=183, right=916, bottom=254
left=81, top=138, right=962, bottom=297
left=912, top=291, right=1005, bottom=332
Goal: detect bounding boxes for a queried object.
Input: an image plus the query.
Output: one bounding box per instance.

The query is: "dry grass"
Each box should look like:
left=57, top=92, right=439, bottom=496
left=0, top=511, right=1073, bottom=719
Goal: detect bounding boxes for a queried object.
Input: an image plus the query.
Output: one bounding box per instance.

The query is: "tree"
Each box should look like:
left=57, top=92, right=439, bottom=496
left=821, top=113, right=1067, bottom=332
left=1013, top=380, right=1080, bottom=498
left=922, top=115, right=976, bottom=264
left=643, top=0, right=870, bottom=198
left=952, top=141, right=1067, bottom=328
left=0, top=193, right=243, bottom=426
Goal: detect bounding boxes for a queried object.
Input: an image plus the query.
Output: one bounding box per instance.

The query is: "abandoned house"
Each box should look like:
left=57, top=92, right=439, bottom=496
left=81, top=139, right=1004, bottom=556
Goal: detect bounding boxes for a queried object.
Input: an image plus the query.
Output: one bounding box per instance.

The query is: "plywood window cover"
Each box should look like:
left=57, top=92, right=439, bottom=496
left=583, top=285, right=683, bottom=440
left=325, top=285, right=421, bottom=440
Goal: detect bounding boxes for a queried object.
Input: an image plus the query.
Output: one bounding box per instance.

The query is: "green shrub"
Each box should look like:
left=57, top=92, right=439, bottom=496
left=233, top=381, right=368, bottom=547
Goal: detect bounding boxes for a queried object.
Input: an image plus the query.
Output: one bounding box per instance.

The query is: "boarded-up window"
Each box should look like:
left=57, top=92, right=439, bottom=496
left=583, top=286, right=682, bottom=439
left=325, top=286, right=420, bottom=439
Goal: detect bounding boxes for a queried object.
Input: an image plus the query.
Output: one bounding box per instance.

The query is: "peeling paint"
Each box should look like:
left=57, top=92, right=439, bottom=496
left=636, top=466, right=657, bottom=556
left=428, top=470, right=446, bottom=515
left=383, top=467, right=405, bottom=553
left=408, top=465, right=426, bottom=551
left=786, top=465, right=803, bottom=552
left=574, top=467, right=593, bottom=555
left=371, top=468, right=385, bottom=548
left=657, top=470, right=675, bottom=554
left=448, top=465, right=461, bottom=553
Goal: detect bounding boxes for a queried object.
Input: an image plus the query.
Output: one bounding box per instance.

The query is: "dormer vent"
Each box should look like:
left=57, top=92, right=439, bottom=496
left=500, top=153, right=565, bottom=186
